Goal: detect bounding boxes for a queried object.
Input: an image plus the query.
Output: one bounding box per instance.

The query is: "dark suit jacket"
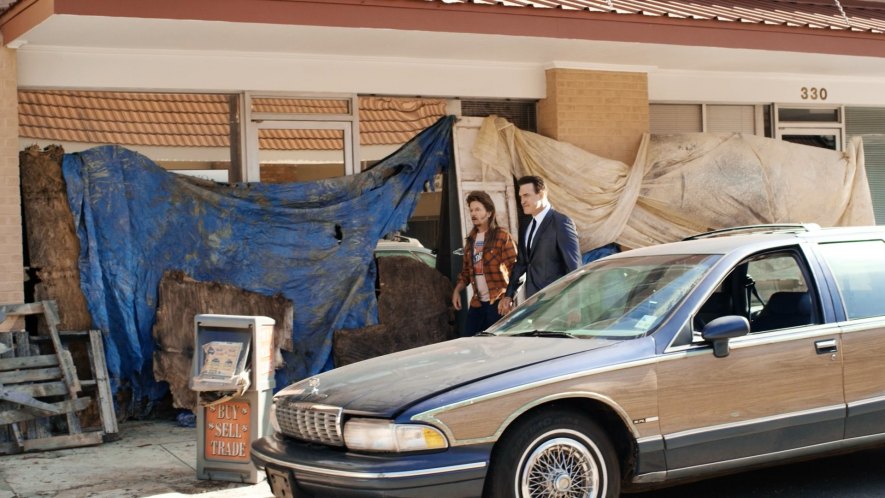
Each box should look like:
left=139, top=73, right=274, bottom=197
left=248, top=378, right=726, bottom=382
left=505, top=208, right=581, bottom=299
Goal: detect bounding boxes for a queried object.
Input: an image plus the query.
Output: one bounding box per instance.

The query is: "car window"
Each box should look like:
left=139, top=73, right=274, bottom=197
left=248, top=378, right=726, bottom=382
left=694, top=250, right=817, bottom=335
left=489, top=254, right=718, bottom=339
left=818, top=240, right=885, bottom=320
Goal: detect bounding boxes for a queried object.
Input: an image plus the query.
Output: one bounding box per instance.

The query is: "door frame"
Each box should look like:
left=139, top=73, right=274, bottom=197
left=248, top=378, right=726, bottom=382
left=242, top=92, right=360, bottom=182
left=773, top=103, right=845, bottom=151
left=658, top=246, right=845, bottom=470
left=776, top=126, right=844, bottom=151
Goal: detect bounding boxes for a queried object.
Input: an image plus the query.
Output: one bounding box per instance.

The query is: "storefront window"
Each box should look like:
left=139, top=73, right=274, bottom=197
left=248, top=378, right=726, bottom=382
left=256, top=126, right=348, bottom=183
left=18, top=90, right=238, bottom=182
left=777, top=107, right=840, bottom=123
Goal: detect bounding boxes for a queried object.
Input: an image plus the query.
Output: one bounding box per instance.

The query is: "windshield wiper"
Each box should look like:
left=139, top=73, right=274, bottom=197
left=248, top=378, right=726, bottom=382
left=511, top=330, right=578, bottom=339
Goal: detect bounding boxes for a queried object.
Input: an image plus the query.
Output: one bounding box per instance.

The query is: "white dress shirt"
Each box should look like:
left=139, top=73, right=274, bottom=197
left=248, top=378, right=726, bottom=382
left=527, top=204, right=551, bottom=250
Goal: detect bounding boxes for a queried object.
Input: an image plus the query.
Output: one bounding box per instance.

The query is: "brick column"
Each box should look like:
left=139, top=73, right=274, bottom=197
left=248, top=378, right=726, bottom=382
left=538, top=68, right=649, bottom=165
left=0, top=48, right=22, bottom=304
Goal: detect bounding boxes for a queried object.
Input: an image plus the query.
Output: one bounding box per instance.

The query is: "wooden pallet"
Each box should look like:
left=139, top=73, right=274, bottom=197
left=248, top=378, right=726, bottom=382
left=0, top=301, right=117, bottom=454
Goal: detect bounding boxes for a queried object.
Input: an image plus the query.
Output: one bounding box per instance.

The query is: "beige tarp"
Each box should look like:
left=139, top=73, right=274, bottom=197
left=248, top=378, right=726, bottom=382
left=473, top=116, right=875, bottom=251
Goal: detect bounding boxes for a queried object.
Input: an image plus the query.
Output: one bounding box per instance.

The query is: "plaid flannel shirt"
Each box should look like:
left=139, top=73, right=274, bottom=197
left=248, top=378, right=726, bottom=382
left=457, top=227, right=518, bottom=308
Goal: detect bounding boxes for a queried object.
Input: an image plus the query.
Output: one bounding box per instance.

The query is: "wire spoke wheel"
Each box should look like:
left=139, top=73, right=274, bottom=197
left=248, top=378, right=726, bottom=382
left=519, top=433, right=601, bottom=498
left=484, top=411, right=619, bottom=498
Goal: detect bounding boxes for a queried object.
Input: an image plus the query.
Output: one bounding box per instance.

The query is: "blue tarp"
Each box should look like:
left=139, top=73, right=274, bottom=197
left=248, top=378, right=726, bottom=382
left=582, top=243, right=620, bottom=264
left=62, top=115, right=455, bottom=404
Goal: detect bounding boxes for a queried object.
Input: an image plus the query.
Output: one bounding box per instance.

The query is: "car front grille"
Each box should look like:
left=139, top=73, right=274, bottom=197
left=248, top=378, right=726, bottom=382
left=275, top=402, right=344, bottom=446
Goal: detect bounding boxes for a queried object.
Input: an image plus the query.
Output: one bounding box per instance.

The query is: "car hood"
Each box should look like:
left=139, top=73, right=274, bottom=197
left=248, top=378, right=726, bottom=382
left=274, top=336, right=617, bottom=418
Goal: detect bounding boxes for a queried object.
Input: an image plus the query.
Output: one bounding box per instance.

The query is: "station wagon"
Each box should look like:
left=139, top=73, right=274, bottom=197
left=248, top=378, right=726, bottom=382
left=252, top=224, right=885, bottom=498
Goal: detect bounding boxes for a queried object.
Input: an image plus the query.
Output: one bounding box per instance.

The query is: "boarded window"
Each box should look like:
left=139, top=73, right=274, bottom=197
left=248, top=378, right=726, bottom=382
left=651, top=103, right=766, bottom=135
left=650, top=104, right=702, bottom=133
left=846, top=107, right=885, bottom=225
left=461, top=100, right=537, bottom=132
left=707, top=105, right=756, bottom=134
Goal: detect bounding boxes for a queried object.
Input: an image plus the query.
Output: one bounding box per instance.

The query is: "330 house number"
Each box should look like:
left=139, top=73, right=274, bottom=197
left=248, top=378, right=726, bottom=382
left=800, top=87, right=828, bottom=100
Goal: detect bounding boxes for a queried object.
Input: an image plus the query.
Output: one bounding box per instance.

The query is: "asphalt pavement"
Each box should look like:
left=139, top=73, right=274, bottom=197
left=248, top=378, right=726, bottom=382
left=3, top=418, right=885, bottom=497
left=631, top=444, right=885, bottom=498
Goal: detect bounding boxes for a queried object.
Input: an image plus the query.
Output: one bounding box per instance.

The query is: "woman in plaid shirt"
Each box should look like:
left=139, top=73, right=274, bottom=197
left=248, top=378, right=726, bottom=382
left=451, top=191, right=518, bottom=336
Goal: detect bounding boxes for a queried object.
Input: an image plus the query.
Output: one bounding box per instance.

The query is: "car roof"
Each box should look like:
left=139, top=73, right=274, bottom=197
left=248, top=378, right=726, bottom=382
left=607, top=225, right=885, bottom=259
left=375, top=236, right=427, bottom=250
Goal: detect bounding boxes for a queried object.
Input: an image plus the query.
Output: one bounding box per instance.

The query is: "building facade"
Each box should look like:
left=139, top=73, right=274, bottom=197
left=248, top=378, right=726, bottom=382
left=2, top=0, right=885, bottom=302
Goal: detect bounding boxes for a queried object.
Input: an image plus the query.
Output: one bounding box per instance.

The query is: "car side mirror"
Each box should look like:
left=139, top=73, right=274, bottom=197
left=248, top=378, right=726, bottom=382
left=702, top=315, right=750, bottom=358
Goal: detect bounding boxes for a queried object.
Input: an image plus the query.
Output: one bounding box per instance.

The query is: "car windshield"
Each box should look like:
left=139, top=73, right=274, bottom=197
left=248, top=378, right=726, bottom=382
left=488, top=253, right=719, bottom=339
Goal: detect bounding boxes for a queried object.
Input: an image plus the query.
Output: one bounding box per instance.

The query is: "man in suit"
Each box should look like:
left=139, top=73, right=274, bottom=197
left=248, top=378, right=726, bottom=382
left=498, top=175, right=581, bottom=315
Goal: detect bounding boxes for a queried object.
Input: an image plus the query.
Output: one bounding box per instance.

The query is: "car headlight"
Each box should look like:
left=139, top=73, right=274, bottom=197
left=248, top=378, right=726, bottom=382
left=343, top=418, right=448, bottom=452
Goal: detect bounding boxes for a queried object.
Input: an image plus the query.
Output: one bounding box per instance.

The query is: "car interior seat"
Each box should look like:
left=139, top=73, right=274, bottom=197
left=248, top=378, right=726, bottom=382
left=751, top=291, right=812, bottom=332
left=694, top=292, right=733, bottom=330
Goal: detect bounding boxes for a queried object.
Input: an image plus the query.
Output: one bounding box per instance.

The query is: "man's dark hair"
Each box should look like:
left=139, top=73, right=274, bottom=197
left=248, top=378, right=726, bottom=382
left=466, top=190, right=499, bottom=232
left=516, top=175, right=546, bottom=194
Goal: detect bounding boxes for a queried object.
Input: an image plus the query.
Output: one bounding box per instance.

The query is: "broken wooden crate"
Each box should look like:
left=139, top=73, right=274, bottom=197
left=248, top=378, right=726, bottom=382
left=0, top=301, right=118, bottom=454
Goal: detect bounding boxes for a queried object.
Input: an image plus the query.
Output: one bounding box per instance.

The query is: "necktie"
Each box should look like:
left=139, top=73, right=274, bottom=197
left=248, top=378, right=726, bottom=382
left=527, top=219, right=537, bottom=252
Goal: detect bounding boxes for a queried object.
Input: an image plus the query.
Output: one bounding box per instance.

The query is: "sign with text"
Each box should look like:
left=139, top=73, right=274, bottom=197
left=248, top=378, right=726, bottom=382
left=204, top=400, right=251, bottom=462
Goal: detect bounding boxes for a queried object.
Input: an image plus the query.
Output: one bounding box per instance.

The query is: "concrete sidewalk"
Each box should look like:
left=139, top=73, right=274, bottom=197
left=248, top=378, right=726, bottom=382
left=0, top=420, right=274, bottom=498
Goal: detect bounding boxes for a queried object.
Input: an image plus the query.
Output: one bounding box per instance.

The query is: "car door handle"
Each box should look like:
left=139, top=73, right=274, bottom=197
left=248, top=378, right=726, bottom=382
left=815, top=339, right=838, bottom=354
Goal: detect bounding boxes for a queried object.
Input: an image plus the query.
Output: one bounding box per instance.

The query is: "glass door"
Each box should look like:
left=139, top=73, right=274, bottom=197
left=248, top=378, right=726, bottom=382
left=252, top=121, right=353, bottom=183
left=244, top=94, right=359, bottom=182
left=777, top=127, right=842, bottom=151
left=774, top=105, right=844, bottom=151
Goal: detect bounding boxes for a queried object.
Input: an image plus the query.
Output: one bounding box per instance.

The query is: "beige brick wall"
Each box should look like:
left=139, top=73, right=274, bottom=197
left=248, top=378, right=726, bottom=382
left=538, top=68, right=649, bottom=165
left=0, top=48, right=22, bottom=304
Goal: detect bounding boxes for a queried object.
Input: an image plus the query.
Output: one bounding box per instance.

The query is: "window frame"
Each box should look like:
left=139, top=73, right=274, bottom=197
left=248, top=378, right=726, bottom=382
left=816, top=239, right=885, bottom=321
left=690, top=247, right=820, bottom=338
left=242, top=92, right=360, bottom=182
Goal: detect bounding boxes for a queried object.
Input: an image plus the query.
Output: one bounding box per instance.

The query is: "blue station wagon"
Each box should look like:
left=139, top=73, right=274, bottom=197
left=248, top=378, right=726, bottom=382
left=252, top=224, right=885, bottom=498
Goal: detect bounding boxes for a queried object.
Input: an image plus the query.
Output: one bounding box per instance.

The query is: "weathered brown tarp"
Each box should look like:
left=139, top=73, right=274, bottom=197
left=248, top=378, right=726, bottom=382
left=19, top=145, right=91, bottom=331
left=151, top=270, right=294, bottom=410
left=333, top=256, right=454, bottom=366
left=19, top=145, right=105, bottom=426
left=473, top=116, right=875, bottom=250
